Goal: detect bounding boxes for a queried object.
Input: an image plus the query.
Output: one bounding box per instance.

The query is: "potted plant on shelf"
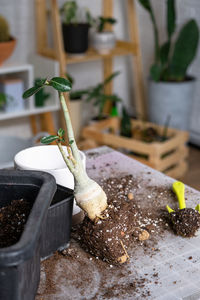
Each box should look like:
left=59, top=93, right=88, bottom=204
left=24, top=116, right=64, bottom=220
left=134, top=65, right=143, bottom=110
left=60, top=1, right=92, bottom=55
left=138, top=0, right=199, bottom=131
left=0, top=15, right=16, bottom=65
left=66, top=71, right=121, bottom=125
left=91, top=16, right=117, bottom=54
left=0, top=92, right=12, bottom=111
left=85, top=71, right=122, bottom=121
left=0, top=170, right=56, bottom=300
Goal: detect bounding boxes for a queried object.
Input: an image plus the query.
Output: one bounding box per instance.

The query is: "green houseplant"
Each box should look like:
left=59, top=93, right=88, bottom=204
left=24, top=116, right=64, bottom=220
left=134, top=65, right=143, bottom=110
left=138, top=0, right=199, bottom=130
left=84, top=71, right=121, bottom=121
left=68, top=71, right=121, bottom=121
left=0, top=92, right=13, bottom=111
left=60, top=1, right=92, bottom=55
left=23, top=77, right=108, bottom=221
left=0, top=15, right=16, bottom=65
left=91, top=16, right=117, bottom=54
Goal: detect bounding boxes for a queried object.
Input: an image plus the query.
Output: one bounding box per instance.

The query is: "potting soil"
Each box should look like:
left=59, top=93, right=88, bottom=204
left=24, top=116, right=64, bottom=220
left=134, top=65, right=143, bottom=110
left=0, top=199, right=31, bottom=247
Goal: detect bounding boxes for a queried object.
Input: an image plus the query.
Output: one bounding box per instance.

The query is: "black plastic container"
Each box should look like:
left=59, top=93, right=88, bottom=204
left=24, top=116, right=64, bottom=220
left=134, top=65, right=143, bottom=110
left=41, top=184, right=74, bottom=259
left=0, top=170, right=56, bottom=300
left=62, top=23, right=89, bottom=54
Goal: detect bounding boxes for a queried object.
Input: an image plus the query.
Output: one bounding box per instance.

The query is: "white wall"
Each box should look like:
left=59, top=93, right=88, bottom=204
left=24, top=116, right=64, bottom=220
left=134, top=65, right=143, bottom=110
left=1, top=0, right=199, bottom=139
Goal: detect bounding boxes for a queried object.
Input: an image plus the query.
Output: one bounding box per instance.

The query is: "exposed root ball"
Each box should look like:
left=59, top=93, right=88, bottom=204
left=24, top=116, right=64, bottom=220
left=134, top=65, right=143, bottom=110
left=169, top=208, right=200, bottom=237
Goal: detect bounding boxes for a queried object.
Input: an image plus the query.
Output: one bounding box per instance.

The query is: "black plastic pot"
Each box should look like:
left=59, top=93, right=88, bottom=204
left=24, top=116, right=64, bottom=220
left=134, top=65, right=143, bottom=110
left=41, top=184, right=74, bottom=259
left=0, top=170, right=56, bottom=300
left=62, top=23, right=89, bottom=54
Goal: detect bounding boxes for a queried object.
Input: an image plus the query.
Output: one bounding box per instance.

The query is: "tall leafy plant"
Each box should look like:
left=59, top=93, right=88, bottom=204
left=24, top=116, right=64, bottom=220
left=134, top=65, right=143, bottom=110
left=138, top=0, right=199, bottom=81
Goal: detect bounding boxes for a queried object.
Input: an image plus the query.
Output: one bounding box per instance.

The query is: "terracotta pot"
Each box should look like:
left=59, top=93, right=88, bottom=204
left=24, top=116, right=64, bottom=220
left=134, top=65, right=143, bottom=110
left=0, top=37, right=16, bottom=65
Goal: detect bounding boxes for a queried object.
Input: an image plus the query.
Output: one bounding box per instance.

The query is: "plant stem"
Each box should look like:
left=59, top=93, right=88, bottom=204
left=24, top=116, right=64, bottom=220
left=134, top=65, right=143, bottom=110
left=59, top=92, right=83, bottom=167
left=57, top=141, right=75, bottom=173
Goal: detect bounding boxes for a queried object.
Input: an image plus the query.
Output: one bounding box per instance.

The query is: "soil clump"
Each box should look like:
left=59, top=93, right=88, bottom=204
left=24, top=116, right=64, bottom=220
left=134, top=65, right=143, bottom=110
left=74, top=175, right=165, bottom=264
left=167, top=207, right=200, bottom=237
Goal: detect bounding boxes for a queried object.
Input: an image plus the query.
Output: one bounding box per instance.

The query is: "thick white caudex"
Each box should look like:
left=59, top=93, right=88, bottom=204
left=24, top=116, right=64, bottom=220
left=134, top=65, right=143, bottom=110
left=58, top=92, right=108, bottom=220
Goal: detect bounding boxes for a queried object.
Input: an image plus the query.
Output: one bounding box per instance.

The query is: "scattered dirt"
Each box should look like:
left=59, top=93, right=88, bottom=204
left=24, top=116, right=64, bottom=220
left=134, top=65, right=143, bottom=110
left=0, top=199, right=31, bottom=248
left=167, top=208, right=200, bottom=237
left=74, top=175, right=166, bottom=264
left=37, top=173, right=197, bottom=299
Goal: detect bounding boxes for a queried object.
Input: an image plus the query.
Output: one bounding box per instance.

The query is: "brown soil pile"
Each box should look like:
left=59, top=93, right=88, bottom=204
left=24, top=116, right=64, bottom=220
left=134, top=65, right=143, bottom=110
left=167, top=208, right=200, bottom=237
left=0, top=199, right=31, bottom=247
left=74, top=175, right=166, bottom=264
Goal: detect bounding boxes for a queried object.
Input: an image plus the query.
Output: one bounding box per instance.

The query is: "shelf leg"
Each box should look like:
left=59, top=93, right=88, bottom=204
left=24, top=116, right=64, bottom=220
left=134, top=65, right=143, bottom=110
left=127, top=0, right=146, bottom=120
left=102, top=0, right=114, bottom=114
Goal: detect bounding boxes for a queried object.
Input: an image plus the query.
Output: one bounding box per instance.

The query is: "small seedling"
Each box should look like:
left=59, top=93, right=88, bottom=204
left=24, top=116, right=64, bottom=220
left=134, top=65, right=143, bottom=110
left=23, top=77, right=108, bottom=221
left=166, top=181, right=200, bottom=237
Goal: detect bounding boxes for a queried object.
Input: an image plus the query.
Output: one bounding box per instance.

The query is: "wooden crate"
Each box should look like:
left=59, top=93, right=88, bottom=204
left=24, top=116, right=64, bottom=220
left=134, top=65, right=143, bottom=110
left=81, top=118, right=189, bottom=178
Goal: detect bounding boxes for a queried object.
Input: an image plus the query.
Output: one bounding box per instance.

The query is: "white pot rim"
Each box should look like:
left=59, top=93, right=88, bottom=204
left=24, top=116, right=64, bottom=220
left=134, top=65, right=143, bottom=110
left=14, top=145, right=85, bottom=172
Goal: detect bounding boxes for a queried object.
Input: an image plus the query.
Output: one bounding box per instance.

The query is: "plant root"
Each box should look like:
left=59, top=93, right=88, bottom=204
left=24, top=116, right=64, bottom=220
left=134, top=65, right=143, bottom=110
left=117, top=240, right=130, bottom=264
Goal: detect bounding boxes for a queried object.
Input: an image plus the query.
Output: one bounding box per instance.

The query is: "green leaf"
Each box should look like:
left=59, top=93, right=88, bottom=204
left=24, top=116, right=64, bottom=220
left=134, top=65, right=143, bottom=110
left=150, top=64, right=163, bottom=81
left=58, top=128, right=65, bottom=137
left=69, top=139, right=74, bottom=145
left=103, top=71, right=120, bottom=86
left=65, top=73, right=74, bottom=85
left=160, top=41, right=170, bottom=65
left=167, top=0, right=176, bottom=39
left=23, top=85, right=43, bottom=99
left=137, top=0, right=151, bottom=12
left=49, top=77, right=72, bottom=92
left=120, top=106, right=132, bottom=138
left=60, top=1, right=77, bottom=24
left=169, top=19, right=199, bottom=80
left=41, top=135, right=59, bottom=144
left=35, top=78, right=47, bottom=87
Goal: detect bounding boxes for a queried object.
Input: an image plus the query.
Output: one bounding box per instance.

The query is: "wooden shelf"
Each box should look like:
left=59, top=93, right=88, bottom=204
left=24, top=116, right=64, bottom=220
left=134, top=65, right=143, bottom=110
left=39, top=40, right=137, bottom=64
left=0, top=105, right=60, bottom=121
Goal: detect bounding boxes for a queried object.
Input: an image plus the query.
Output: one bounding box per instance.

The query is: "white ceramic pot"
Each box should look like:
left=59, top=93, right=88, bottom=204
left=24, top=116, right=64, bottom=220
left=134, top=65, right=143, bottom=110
left=92, top=31, right=116, bottom=54
left=14, top=145, right=86, bottom=216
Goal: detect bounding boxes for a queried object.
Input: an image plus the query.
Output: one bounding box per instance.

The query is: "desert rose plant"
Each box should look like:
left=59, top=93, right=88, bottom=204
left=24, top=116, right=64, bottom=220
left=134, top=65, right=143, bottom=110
left=23, top=77, right=107, bottom=221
